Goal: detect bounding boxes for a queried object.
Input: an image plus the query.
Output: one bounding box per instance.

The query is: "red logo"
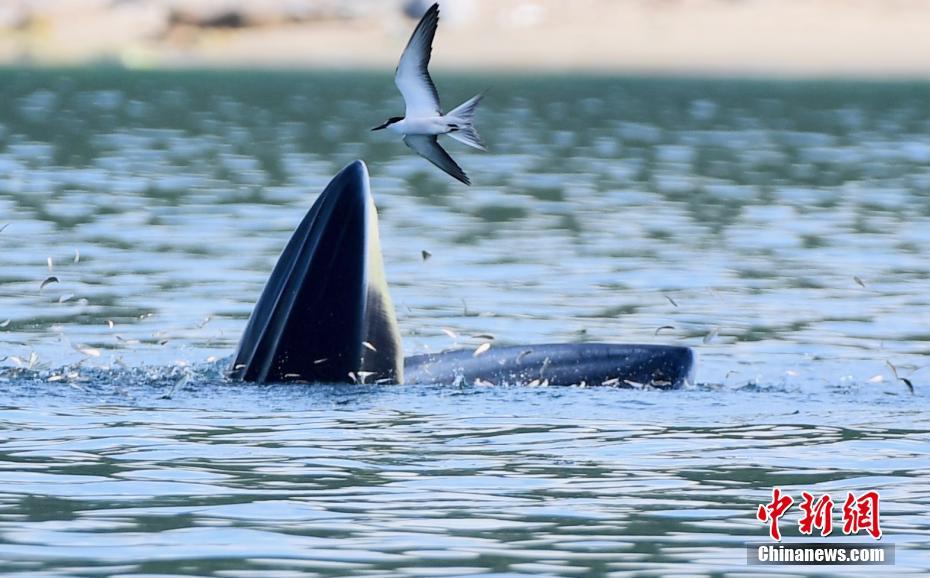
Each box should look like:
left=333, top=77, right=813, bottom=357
left=842, top=491, right=882, bottom=539
left=798, top=491, right=834, bottom=537
left=757, top=487, right=794, bottom=541
left=756, top=488, right=882, bottom=541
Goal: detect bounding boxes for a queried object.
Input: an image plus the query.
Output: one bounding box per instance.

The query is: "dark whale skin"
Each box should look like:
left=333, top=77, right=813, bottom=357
left=231, top=160, right=697, bottom=388
left=405, top=343, right=694, bottom=389
left=231, top=160, right=403, bottom=384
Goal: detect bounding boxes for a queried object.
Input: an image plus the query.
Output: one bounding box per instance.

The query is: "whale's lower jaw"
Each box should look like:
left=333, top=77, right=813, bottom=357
left=231, top=160, right=697, bottom=388
left=230, top=160, right=403, bottom=385
left=405, top=343, right=694, bottom=389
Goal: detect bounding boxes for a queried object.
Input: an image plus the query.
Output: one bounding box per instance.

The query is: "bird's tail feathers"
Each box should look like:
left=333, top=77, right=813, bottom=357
left=448, top=125, right=485, bottom=151
left=446, top=93, right=486, bottom=151
left=447, top=93, right=484, bottom=121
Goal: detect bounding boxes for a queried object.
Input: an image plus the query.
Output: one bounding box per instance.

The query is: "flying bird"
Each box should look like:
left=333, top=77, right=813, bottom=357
left=372, top=2, right=485, bottom=185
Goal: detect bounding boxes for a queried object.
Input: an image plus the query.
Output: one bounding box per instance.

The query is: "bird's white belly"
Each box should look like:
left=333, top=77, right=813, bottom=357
left=394, top=116, right=449, bottom=136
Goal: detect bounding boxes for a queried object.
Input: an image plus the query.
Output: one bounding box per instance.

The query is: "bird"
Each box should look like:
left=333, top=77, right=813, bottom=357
left=372, top=2, right=485, bottom=185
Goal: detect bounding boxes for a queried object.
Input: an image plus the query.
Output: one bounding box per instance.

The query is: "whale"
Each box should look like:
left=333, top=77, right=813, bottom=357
left=231, top=160, right=695, bottom=388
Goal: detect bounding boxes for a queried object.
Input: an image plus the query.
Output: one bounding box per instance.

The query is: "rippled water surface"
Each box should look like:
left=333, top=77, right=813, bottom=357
left=0, top=69, right=929, bottom=576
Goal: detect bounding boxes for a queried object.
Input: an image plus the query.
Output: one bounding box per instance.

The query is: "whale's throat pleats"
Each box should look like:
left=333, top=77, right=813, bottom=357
left=360, top=194, right=404, bottom=383
left=231, top=161, right=403, bottom=384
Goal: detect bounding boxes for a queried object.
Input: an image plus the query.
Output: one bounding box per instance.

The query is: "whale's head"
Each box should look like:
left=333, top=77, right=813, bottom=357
left=231, top=160, right=403, bottom=384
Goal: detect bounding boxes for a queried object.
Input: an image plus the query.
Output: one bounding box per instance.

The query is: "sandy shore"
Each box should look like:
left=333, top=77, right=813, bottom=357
left=1, top=0, right=929, bottom=77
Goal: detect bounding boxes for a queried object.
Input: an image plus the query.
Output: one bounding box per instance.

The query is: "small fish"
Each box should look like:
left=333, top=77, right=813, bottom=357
left=664, top=295, right=678, bottom=308
left=538, top=356, right=552, bottom=379
left=854, top=276, right=866, bottom=288
left=39, top=276, right=59, bottom=292
left=362, top=341, right=377, bottom=352
left=313, top=358, right=328, bottom=365
left=72, top=344, right=101, bottom=357
left=106, top=320, right=114, bottom=329
left=654, top=325, right=674, bottom=336
left=74, top=249, right=80, bottom=264
left=886, top=361, right=915, bottom=394
left=441, top=328, right=458, bottom=339
left=161, top=373, right=190, bottom=399
left=703, top=326, right=719, bottom=344
left=886, top=360, right=900, bottom=379
left=47, top=257, right=53, bottom=272
left=421, top=250, right=432, bottom=261
left=473, top=342, right=491, bottom=357
left=471, top=333, right=495, bottom=341
left=0, top=319, right=10, bottom=328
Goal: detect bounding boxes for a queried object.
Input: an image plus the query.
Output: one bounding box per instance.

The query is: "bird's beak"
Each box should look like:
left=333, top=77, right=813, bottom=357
left=371, top=123, right=387, bottom=131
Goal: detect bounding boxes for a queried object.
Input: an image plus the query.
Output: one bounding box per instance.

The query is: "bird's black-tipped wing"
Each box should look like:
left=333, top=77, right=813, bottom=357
left=395, top=3, right=442, bottom=117
left=404, top=135, right=470, bottom=185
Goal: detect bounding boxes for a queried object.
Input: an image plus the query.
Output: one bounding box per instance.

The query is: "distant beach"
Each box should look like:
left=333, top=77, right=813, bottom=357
left=1, top=0, right=929, bottom=77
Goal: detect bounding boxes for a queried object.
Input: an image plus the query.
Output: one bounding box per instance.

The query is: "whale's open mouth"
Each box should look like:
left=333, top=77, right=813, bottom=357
left=230, top=160, right=402, bottom=384
left=230, top=161, right=695, bottom=388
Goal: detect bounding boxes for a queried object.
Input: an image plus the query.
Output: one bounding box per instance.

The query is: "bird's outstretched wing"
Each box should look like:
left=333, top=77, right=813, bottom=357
left=395, top=3, right=442, bottom=118
left=404, top=135, right=470, bottom=185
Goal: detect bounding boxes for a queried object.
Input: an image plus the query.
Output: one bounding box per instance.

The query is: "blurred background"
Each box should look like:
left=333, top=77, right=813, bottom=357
left=2, top=0, right=930, bottom=75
